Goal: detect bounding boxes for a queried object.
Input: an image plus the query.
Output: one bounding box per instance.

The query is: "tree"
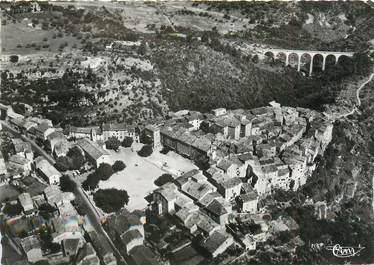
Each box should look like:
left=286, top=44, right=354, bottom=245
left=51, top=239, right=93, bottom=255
left=112, top=160, right=126, bottom=172
left=154, top=173, right=173, bottom=186
left=39, top=203, right=57, bottom=220
left=82, top=163, right=114, bottom=190
left=40, top=227, right=60, bottom=253
left=137, top=144, right=153, bottom=157
left=67, top=146, right=85, bottom=170
left=122, top=136, right=134, bottom=148
left=55, top=156, right=73, bottom=171
left=137, top=41, right=148, bottom=55
left=96, top=163, right=114, bottom=181
left=252, top=54, right=259, bottom=64
left=140, top=133, right=153, bottom=145
left=93, top=188, right=129, bottom=213
left=3, top=202, right=23, bottom=217
left=105, top=136, right=121, bottom=151
left=82, top=172, right=100, bottom=190
left=60, top=175, right=76, bottom=192
left=9, top=55, right=19, bottom=63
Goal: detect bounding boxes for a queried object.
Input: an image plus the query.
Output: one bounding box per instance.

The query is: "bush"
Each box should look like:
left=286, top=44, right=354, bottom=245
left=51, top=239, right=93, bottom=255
left=112, top=160, right=126, bottom=172
left=93, top=188, right=129, bottom=213
left=105, top=136, right=121, bottom=151
left=60, top=175, right=76, bottom=192
left=154, top=174, right=173, bottom=186
left=138, top=145, right=153, bottom=157
left=122, top=136, right=134, bottom=148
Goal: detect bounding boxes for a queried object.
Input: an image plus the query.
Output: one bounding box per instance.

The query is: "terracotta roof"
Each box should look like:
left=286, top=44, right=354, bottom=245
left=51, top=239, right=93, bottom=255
left=205, top=199, right=227, bottom=216
left=67, top=126, right=100, bottom=134
left=237, top=153, right=254, bottom=162
left=221, top=177, right=242, bottom=189
left=102, top=122, right=128, bottom=131
left=240, top=191, right=258, bottom=202
left=35, top=122, right=51, bottom=133
left=9, top=154, right=29, bottom=165
left=202, top=231, right=232, bottom=254
left=108, top=209, right=142, bottom=236
left=35, top=158, right=61, bottom=179
left=129, top=245, right=161, bottom=265
left=77, top=138, right=108, bottom=160
left=182, top=180, right=214, bottom=201
left=76, top=243, right=98, bottom=265
left=216, top=159, right=234, bottom=171
left=20, top=235, right=41, bottom=252
left=120, top=229, right=143, bottom=246
left=47, top=131, right=66, bottom=140
left=63, top=238, right=81, bottom=256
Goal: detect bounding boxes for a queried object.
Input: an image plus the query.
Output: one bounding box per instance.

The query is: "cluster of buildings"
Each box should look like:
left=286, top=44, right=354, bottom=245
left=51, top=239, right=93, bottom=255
left=0, top=105, right=64, bottom=185
left=65, top=123, right=140, bottom=143
left=0, top=103, right=164, bottom=265
left=145, top=102, right=333, bottom=258
left=0, top=106, right=101, bottom=264
left=3, top=184, right=86, bottom=264
left=145, top=102, right=333, bottom=194
left=0, top=100, right=334, bottom=262
left=105, top=209, right=162, bottom=265
left=149, top=169, right=256, bottom=257
left=0, top=103, right=140, bottom=169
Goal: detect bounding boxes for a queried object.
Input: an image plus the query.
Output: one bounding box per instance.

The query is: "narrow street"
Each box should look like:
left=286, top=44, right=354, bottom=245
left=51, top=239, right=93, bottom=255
left=67, top=173, right=127, bottom=265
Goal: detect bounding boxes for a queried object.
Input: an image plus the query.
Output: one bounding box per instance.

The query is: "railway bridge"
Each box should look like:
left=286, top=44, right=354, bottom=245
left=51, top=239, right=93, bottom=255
left=260, top=48, right=354, bottom=76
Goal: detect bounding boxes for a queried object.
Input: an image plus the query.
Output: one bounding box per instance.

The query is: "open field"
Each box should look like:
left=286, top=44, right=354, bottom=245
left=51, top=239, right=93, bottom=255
left=1, top=20, right=82, bottom=55
left=52, top=1, right=250, bottom=34
left=98, top=143, right=197, bottom=211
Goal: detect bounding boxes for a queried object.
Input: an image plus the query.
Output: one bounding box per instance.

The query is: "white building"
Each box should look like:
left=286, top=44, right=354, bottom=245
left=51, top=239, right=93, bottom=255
left=35, top=157, right=61, bottom=185
left=102, top=123, right=139, bottom=142
left=18, top=192, right=35, bottom=214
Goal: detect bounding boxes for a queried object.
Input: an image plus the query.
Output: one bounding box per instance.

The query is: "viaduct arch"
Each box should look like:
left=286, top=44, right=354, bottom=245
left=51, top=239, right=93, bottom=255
left=261, top=48, right=354, bottom=76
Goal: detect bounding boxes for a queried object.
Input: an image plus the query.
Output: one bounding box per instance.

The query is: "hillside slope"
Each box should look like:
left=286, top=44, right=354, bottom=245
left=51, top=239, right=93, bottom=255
left=151, top=40, right=369, bottom=113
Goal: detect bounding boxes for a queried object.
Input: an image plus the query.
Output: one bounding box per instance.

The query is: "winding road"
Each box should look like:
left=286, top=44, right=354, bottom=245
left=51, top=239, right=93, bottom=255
left=355, top=72, right=374, bottom=107
left=325, top=72, right=374, bottom=120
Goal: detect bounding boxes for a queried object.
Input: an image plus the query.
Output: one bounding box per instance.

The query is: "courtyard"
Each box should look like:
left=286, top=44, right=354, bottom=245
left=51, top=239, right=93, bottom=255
left=98, top=143, right=197, bottom=211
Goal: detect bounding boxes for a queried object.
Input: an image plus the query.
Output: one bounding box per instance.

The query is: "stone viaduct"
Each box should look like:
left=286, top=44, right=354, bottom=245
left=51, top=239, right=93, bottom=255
left=260, top=48, right=354, bottom=76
